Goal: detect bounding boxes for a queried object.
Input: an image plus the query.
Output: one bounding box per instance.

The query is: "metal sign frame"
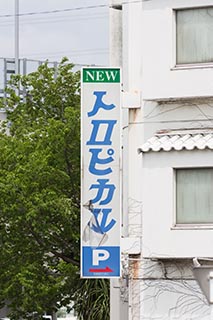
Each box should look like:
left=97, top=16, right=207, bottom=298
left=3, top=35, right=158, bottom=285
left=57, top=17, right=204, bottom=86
left=81, top=67, right=121, bottom=278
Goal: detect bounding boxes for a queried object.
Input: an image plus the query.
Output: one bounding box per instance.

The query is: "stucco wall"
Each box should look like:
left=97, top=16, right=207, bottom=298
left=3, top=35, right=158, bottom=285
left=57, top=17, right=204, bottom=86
left=124, top=0, right=213, bottom=318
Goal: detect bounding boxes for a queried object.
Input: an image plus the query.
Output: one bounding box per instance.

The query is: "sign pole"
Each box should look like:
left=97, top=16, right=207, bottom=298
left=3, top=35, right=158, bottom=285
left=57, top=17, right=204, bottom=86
left=209, top=272, right=213, bottom=319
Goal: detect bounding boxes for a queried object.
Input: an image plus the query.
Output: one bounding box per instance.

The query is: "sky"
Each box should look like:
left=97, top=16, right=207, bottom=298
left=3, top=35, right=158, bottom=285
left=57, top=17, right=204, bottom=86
left=0, top=0, right=109, bottom=67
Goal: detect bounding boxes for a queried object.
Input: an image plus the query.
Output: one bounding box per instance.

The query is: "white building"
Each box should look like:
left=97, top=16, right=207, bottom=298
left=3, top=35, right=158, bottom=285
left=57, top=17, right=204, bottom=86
left=110, top=0, right=213, bottom=319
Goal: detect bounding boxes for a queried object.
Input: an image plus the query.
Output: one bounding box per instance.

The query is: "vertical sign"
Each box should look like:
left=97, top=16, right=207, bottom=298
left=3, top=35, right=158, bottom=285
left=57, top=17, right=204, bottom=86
left=81, top=68, right=121, bottom=278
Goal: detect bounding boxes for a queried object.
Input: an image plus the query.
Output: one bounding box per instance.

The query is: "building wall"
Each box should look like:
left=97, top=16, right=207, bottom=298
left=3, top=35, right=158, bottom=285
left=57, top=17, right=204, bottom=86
left=123, top=0, right=213, bottom=97
left=135, top=259, right=210, bottom=320
left=123, top=0, right=213, bottom=319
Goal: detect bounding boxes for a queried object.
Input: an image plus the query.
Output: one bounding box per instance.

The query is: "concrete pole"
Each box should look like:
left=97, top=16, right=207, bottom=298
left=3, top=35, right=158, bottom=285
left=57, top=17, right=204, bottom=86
left=110, top=279, right=121, bottom=319
left=109, top=0, right=122, bottom=67
left=109, top=1, right=129, bottom=320
left=209, top=272, right=213, bottom=319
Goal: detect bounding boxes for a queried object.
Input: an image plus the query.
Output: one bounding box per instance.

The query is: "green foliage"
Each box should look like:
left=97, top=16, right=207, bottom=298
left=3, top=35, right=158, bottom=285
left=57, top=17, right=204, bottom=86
left=73, top=279, right=110, bottom=320
left=0, top=59, right=109, bottom=320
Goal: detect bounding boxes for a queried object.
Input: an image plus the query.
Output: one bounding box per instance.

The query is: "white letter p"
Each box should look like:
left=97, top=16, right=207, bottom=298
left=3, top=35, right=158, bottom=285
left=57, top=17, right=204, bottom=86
left=93, top=249, right=110, bottom=266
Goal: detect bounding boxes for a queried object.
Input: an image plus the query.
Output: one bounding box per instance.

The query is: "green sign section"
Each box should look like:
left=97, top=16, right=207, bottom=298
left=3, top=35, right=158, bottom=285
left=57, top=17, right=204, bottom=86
left=83, top=68, right=120, bottom=83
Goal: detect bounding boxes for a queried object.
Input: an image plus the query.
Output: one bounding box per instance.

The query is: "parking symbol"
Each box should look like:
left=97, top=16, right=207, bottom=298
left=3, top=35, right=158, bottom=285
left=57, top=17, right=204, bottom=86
left=93, top=249, right=110, bottom=265
left=82, top=246, right=120, bottom=277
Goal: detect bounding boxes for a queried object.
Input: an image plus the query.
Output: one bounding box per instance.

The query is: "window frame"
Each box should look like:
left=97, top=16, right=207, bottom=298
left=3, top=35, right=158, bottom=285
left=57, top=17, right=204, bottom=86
left=173, top=167, right=213, bottom=229
left=173, top=6, right=213, bottom=69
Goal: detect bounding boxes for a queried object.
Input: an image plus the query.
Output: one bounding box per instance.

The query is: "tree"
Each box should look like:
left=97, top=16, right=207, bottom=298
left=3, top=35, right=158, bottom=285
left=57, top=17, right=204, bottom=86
left=0, top=59, right=109, bottom=320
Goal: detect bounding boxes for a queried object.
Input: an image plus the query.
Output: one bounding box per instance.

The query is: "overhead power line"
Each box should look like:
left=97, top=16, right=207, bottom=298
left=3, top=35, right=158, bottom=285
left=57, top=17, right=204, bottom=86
left=0, top=4, right=108, bottom=18
left=24, top=48, right=108, bottom=58
left=0, top=1, right=142, bottom=19
left=0, top=13, right=108, bottom=27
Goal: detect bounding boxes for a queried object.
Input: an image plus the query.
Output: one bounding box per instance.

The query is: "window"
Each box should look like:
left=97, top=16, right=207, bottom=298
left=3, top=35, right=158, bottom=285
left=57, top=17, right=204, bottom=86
left=176, top=168, right=213, bottom=224
left=176, top=7, right=213, bottom=64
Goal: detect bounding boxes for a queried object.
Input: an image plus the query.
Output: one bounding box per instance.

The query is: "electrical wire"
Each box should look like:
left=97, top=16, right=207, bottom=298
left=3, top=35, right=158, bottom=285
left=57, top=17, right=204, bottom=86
left=25, top=48, right=108, bottom=56
left=0, top=6, right=109, bottom=61
left=0, top=4, right=108, bottom=18
left=0, top=57, right=105, bottom=67
left=21, top=47, right=108, bottom=59
left=0, top=13, right=108, bottom=27
left=0, top=1, right=143, bottom=19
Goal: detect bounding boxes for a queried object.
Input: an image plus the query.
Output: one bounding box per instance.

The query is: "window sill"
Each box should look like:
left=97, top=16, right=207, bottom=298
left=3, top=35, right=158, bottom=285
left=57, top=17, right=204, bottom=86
left=171, top=63, right=213, bottom=71
left=171, top=224, right=213, bottom=230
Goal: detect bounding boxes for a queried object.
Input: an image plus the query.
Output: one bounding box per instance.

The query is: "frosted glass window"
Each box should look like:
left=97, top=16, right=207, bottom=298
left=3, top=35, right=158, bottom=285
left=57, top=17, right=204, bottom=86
left=176, top=168, right=213, bottom=224
left=176, top=8, right=213, bottom=64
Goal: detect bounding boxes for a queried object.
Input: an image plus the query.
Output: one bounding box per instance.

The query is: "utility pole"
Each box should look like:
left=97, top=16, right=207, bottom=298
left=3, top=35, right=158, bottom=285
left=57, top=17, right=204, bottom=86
left=109, top=1, right=129, bottom=320
left=15, top=0, right=19, bottom=75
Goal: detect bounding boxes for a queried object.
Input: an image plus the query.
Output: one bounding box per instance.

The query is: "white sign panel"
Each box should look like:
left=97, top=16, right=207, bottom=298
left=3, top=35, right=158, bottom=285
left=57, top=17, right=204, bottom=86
left=81, top=68, right=121, bottom=278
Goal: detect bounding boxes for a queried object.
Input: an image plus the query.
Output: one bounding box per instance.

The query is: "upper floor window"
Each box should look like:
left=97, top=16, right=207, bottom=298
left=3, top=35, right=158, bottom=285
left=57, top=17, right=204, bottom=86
left=176, top=7, right=213, bottom=65
left=176, top=168, right=213, bottom=224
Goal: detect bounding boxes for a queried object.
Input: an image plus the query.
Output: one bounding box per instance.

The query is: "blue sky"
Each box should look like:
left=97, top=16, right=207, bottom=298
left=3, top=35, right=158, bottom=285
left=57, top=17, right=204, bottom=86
left=0, top=0, right=109, bottom=66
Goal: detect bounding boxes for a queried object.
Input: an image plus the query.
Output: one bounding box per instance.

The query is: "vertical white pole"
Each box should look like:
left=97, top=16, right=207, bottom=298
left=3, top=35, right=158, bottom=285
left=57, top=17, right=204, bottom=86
left=209, top=272, right=213, bottom=319
left=110, top=280, right=121, bottom=319
left=109, top=1, right=129, bottom=320
left=15, top=0, right=19, bottom=74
